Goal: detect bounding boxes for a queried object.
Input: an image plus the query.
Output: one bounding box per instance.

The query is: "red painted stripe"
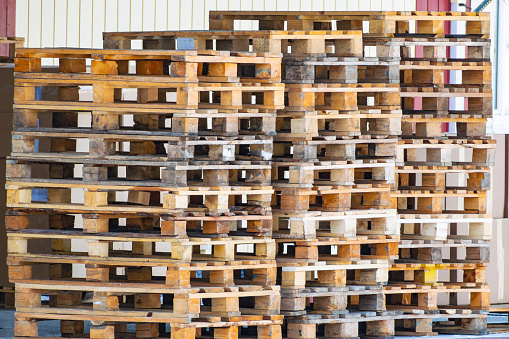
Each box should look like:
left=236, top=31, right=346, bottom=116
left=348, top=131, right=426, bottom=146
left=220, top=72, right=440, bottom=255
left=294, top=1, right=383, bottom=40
left=0, top=0, right=15, bottom=57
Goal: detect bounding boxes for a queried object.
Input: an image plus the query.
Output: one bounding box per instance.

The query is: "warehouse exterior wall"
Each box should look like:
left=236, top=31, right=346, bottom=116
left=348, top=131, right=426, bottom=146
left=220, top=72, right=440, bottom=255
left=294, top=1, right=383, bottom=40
left=15, top=0, right=416, bottom=53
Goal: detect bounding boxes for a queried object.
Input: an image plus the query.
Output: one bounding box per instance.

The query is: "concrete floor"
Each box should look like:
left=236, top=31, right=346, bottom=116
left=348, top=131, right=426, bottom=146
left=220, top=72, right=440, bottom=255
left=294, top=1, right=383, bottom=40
left=0, top=309, right=508, bottom=339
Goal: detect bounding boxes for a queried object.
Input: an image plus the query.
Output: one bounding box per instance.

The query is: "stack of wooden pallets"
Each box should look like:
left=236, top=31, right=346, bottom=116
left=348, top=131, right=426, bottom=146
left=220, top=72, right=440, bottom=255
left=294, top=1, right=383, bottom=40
left=207, top=10, right=494, bottom=337
left=104, top=27, right=402, bottom=339
left=7, top=48, right=284, bottom=338
left=6, top=10, right=494, bottom=339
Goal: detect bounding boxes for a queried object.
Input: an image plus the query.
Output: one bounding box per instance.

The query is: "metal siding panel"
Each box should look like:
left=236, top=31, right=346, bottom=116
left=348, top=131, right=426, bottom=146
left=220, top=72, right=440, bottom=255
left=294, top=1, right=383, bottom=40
left=370, top=0, right=382, bottom=10
left=203, top=0, right=217, bottom=29
left=405, top=0, right=416, bottom=9
left=311, top=0, right=324, bottom=10
left=104, top=0, right=118, bottom=32
left=191, top=0, right=206, bottom=30
left=301, top=0, right=312, bottom=10
left=288, top=0, right=300, bottom=10
left=347, top=1, right=359, bottom=10
left=154, top=0, right=168, bottom=30
left=276, top=0, right=289, bottom=11
left=53, top=0, right=67, bottom=47
left=324, top=0, right=336, bottom=10
left=142, top=0, right=156, bottom=30
left=40, top=0, right=54, bottom=48
left=27, top=0, right=42, bottom=47
left=92, top=0, right=106, bottom=48
left=15, top=0, right=28, bottom=44
left=80, top=0, right=93, bottom=48
left=264, top=0, right=276, bottom=10
left=179, top=0, right=192, bottom=29
left=130, top=0, right=143, bottom=31
left=167, top=0, right=180, bottom=30
left=117, top=0, right=131, bottom=31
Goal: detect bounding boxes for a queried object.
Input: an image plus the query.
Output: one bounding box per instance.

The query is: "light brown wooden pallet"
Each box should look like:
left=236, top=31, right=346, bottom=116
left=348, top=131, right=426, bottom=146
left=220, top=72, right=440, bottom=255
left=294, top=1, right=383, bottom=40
left=385, top=283, right=490, bottom=311
left=5, top=208, right=274, bottom=237
left=400, top=60, right=491, bottom=88
left=274, top=184, right=392, bottom=212
left=13, top=314, right=283, bottom=339
left=7, top=159, right=272, bottom=190
left=284, top=313, right=397, bottom=338
left=399, top=214, right=492, bottom=241
left=16, top=48, right=282, bottom=84
left=276, top=109, right=402, bottom=138
left=279, top=259, right=390, bottom=290
left=283, top=57, right=399, bottom=84
left=276, top=236, right=399, bottom=263
left=209, top=11, right=490, bottom=38
left=11, top=131, right=274, bottom=162
left=275, top=137, right=398, bottom=162
left=396, top=138, right=496, bottom=167
left=0, top=36, right=24, bottom=61
left=14, top=77, right=285, bottom=111
left=7, top=231, right=276, bottom=264
left=272, top=159, right=395, bottom=187
left=400, top=87, right=492, bottom=116
left=392, top=190, right=487, bottom=214
left=397, top=168, right=490, bottom=192
left=363, top=36, right=491, bottom=60
left=6, top=181, right=273, bottom=215
left=272, top=209, right=399, bottom=239
left=389, top=263, right=487, bottom=285
left=284, top=83, right=400, bottom=112
left=401, top=116, right=487, bottom=139
left=13, top=106, right=277, bottom=136
left=280, top=285, right=385, bottom=315
left=103, top=30, right=363, bottom=57
left=398, top=240, right=490, bottom=264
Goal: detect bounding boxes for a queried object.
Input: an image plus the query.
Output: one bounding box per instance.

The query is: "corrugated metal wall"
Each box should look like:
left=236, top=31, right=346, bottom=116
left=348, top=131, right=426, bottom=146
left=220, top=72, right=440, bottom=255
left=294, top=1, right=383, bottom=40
left=16, top=0, right=416, bottom=50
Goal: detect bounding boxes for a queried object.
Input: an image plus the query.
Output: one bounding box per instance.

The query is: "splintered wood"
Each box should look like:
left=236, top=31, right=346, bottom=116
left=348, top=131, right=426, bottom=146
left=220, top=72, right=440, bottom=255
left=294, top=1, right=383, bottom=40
left=6, top=10, right=493, bottom=339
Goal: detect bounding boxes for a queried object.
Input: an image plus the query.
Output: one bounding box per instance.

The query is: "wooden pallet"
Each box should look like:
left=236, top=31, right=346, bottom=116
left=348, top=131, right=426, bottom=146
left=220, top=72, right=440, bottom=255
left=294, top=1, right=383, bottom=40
left=11, top=132, right=274, bottom=162
left=279, top=259, right=390, bottom=290
left=284, top=83, right=400, bottom=112
left=276, top=236, right=399, bottom=263
left=7, top=231, right=276, bottom=264
left=399, top=214, right=492, bottom=241
left=277, top=109, right=402, bottom=138
left=6, top=181, right=274, bottom=215
left=389, top=263, right=487, bottom=285
left=396, top=139, right=496, bottom=167
left=401, top=87, right=492, bottom=115
left=363, top=36, right=491, bottom=60
left=272, top=160, right=395, bottom=187
left=275, top=137, right=398, bottom=162
left=13, top=300, right=283, bottom=339
left=281, top=286, right=385, bottom=315
left=398, top=240, right=490, bottom=264
left=103, top=30, right=363, bottom=57
left=283, top=57, right=399, bottom=84
left=392, top=190, right=487, bottom=214
left=274, top=184, right=392, bottom=212
left=272, top=209, right=399, bottom=239
left=0, top=36, right=24, bottom=61
left=209, top=11, right=490, bottom=38
left=400, top=61, right=491, bottom=88
left=284, top=313, right=396, bottom=338
left=13, top=107, right=277, bottom=136
left=385, top=283, right=490, bottom=311
left=16, top=48, right=282, bottom=84
left=397, top=167, right=490, bottom=192
left=8, top=158, right=273, bottom=188
left=402, top=116, right=487, bottom=139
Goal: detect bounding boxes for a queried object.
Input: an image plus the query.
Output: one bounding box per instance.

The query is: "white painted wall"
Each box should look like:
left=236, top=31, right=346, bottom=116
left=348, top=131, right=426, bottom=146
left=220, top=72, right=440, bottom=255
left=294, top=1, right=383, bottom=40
left=16, top=0, right=416, bottom=50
